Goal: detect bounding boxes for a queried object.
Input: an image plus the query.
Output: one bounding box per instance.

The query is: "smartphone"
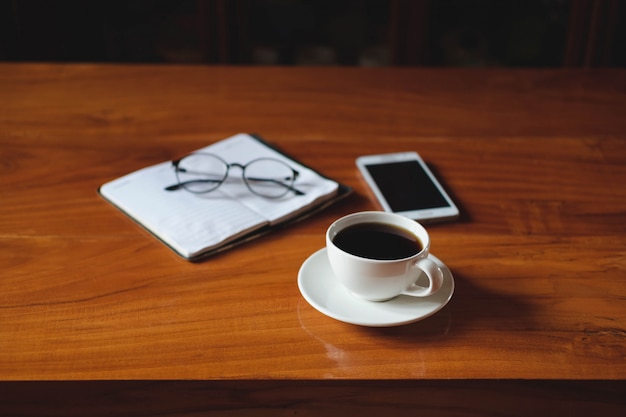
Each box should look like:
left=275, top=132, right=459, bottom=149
left=356, top=152, right=459, bottom=223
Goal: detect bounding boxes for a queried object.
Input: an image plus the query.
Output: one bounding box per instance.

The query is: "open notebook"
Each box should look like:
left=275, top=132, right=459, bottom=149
left=99, top=133, right=351, bottom=261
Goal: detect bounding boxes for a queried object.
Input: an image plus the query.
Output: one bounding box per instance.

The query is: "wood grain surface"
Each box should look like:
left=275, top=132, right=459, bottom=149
left=1, top=64, right=625, bottom=415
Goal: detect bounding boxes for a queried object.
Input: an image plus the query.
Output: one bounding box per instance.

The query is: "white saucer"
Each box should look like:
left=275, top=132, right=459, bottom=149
left=297, top=248, right=455, bottom=327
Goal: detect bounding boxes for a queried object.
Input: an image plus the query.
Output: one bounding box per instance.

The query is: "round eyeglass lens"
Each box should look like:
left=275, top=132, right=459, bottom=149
left=176, top=153, right=228, bottom=193
left=244, top=158, right=296, bottom=198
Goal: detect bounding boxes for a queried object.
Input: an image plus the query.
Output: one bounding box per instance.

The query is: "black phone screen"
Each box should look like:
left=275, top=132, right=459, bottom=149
left=364, top=160, right=450, bottom=212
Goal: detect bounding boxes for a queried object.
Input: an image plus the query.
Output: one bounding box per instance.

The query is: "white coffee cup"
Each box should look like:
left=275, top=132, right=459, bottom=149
left=326, top=211, right=444, bottom=302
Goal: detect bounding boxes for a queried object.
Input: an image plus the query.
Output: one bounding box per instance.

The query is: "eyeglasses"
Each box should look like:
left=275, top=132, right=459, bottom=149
left=164, top=153, right=305, bottom=198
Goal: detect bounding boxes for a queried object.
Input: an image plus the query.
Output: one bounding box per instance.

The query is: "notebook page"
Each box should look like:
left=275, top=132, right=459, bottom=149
left=100, top=161, right=267, bottom=259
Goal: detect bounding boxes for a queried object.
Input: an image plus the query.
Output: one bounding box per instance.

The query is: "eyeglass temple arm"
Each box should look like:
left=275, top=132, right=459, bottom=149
left=164, top=179, right=220, bottom=191
left=246, top=175, right=305, bottom=196
left=164, top=165, right=305, bottom=195
left=244, top=167, right=304, bottom=195
left=165, top=177, right=305, bottom=195
left=164, top=163, right=222, bottom=191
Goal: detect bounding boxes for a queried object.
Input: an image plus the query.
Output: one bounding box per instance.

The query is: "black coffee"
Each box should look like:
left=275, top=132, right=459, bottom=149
left=332, top=222, right=423, bottom=260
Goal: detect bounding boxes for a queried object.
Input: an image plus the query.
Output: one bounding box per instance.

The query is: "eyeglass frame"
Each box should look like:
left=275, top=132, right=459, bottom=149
left=164, top=152, right=305, bottom=198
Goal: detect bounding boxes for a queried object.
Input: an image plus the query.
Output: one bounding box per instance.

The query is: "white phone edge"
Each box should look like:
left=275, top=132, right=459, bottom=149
left=356, top=152, right=460, bottom=224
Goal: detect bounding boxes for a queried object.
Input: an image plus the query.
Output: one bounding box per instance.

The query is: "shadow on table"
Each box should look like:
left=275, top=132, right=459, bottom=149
left=360, top=270, right=536, bottom=341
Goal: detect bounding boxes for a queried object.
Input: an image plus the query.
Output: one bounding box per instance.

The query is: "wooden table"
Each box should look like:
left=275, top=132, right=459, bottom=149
left=1, top=64, right=625, bottom=415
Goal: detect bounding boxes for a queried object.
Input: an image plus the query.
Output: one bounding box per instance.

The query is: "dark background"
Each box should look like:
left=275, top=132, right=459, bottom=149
left=1, top=0, right=623, bottom=67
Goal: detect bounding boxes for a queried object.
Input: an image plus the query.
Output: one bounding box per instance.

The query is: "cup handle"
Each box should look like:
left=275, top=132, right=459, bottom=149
left=402, top=258, right=444, bottom=297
